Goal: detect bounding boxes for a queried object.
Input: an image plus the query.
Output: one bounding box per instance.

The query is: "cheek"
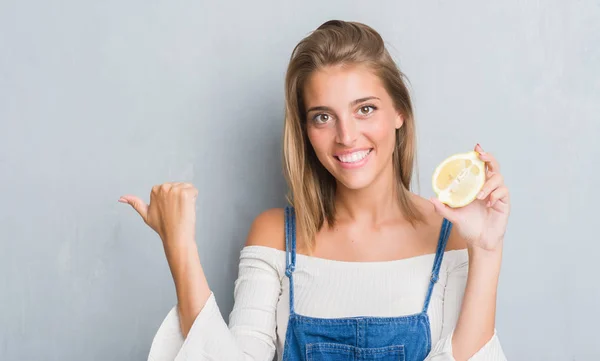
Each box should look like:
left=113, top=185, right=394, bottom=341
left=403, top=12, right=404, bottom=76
left=306, top=127, right=329, bottom=155
left=364, top=116, right=396, bottom=146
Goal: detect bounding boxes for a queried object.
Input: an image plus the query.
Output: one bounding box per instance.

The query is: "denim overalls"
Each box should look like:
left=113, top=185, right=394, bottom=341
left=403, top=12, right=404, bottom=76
left=281, top=206, right=453, bottom=361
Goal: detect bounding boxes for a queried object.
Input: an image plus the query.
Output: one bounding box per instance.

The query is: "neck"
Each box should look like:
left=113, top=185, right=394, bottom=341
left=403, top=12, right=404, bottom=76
left=334, top=163, right=404, bottom=225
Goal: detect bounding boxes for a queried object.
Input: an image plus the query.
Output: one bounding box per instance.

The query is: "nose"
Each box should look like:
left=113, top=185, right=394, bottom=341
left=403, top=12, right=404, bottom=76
left=335, top=115, right=358, bottom=146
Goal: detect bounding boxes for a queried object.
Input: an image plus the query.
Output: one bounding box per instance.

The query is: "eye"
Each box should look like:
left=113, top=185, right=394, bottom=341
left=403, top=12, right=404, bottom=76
left=312, top=113, right=331, bottom=124
left=358, top=105, right=376, bottom=116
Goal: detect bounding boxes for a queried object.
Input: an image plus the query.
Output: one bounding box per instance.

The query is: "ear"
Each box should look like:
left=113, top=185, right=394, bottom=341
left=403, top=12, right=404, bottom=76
left=395, top=113, right=404, bottom=129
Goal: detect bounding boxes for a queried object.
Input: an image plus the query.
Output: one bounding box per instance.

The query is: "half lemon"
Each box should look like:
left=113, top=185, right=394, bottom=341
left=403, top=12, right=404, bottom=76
left=432, top=151, right=486, bottom=208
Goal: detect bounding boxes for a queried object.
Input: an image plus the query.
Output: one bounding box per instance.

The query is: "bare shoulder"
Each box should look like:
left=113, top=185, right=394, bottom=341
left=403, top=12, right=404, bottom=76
left=411, top=193, right=467, bottom=252
left=245, top=208, right=286, bottom=251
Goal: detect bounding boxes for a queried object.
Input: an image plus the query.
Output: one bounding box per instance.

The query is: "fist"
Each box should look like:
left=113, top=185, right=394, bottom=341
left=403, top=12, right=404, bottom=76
left=119, top=182, right=198, bottom=244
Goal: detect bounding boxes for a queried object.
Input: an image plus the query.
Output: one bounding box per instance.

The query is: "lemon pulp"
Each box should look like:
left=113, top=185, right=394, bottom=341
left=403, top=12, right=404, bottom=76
left=432, top=151, right=486, bottom=208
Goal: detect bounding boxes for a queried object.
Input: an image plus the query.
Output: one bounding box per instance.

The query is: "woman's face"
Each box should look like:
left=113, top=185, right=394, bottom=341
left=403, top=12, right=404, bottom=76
left=303, top=64, right=403, bottom=190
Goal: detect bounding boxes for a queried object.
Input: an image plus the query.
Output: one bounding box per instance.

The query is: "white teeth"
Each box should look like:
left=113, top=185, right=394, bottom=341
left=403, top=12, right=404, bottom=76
left=337, top=149, right=371, bottom=163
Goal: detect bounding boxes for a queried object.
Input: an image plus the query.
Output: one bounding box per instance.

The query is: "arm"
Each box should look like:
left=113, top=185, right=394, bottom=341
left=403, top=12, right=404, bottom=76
left=451, top=247, right=502, bottom=360
left=425, top=251, right=507, bottom=361
left=167, top=239, right=211, bottom=338
left=171, top=247, right=282, bottom=361
left=120, top=183, right=211, bottom=338
left=142, top=207, right=285, bottom=361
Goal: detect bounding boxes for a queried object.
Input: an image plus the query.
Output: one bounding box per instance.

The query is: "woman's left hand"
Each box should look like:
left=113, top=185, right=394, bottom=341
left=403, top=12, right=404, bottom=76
left=431, top=144, right=510, bottom=252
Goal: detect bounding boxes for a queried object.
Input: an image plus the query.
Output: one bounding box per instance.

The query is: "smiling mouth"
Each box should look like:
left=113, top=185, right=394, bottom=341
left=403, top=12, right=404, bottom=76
left=334, top=149, right=373, bottom=164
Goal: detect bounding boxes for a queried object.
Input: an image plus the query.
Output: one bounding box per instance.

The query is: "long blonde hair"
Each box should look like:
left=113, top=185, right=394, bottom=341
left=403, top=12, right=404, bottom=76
left=283, top=20, right=423, bottom=251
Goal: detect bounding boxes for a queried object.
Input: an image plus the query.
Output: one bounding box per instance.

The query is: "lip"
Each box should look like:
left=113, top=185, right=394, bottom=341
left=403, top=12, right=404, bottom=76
left=334, top=148, right=373, bottom=169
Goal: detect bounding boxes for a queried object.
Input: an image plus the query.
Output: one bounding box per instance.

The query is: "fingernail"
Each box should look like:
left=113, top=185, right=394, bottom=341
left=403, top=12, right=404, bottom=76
left=477, top=191, right=485, bottom=199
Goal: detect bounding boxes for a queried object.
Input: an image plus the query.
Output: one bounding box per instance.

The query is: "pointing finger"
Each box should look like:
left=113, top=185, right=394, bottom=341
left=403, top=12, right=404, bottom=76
left=118, top=195, right=149, bottom=223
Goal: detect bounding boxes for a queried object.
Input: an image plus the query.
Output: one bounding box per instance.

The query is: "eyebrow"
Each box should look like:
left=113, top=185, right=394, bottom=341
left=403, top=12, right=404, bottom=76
left=305, top=96, right=380, bottom=114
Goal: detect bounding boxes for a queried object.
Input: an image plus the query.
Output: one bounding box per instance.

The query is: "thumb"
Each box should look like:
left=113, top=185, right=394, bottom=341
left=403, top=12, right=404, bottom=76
left=118, top=195, right=149, bottom=223
left=429, top=197, right=458, bottom=223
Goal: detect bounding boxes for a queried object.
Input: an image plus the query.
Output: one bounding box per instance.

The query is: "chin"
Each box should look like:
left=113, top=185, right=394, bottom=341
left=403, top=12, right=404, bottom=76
left=335, top=173, right=377, bottom=190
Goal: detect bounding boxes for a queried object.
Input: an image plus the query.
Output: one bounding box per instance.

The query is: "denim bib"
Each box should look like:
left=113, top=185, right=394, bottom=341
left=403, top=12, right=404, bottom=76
left=281, top=206, right=452, bottom=361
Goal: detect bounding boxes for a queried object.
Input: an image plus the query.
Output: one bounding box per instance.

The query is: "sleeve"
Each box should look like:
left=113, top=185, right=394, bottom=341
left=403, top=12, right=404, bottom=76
left=424, top=256, right=508, bottom=361
left=147, top=247, right=282, bottom=361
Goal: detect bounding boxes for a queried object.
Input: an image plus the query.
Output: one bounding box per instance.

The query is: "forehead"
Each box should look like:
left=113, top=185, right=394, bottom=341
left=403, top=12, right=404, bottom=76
left=303, top=64, right=388, bottom=106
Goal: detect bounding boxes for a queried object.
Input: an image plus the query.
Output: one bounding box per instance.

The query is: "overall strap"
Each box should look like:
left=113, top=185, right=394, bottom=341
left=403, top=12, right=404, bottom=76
left=422, top=218, right=453, bottom=313
left=284, top=205, right=297, bottom=314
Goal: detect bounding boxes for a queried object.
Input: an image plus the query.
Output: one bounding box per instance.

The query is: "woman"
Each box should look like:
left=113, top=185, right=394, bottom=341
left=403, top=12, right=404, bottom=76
left=120, top=20, right=509, bottom=361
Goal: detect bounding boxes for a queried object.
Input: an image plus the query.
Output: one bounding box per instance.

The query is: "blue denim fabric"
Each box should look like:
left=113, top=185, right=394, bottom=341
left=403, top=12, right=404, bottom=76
left=281, top=206, right=452, bottom=361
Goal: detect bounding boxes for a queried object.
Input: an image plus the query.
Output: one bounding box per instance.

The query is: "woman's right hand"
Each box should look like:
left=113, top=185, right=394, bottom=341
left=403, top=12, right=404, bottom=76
left=119, top=183, right=210, bottom=337
left=119, top=182, right=199, bottom=248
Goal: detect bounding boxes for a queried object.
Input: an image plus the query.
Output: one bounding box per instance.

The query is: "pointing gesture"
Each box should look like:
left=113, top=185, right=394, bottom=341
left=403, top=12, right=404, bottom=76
left=119, top=182, right=199, bottom=244
left=119, top=182, right=210, bottom=337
